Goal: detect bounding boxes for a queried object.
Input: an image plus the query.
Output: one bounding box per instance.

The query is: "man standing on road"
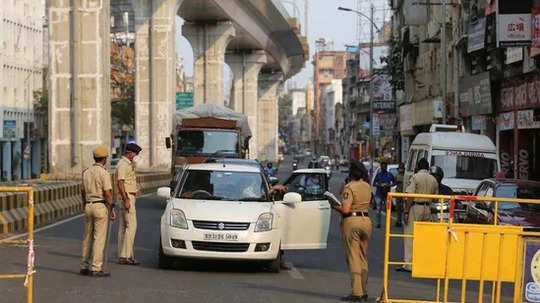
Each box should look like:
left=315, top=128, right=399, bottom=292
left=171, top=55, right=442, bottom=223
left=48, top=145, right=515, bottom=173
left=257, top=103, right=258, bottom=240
left=397, top=158, right=438, bottom=272
left=80, top=146, right=115, bottom=277
left=373, top=162, right=395, bottom=228
left=394, top=163, right=405, bottom=227
left=116, top=143, right=142, bottom=266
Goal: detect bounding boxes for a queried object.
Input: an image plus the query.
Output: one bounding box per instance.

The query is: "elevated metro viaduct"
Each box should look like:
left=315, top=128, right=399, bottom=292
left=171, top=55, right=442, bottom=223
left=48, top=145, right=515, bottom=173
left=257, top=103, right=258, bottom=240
left=48, top=0, right=308, bottom=179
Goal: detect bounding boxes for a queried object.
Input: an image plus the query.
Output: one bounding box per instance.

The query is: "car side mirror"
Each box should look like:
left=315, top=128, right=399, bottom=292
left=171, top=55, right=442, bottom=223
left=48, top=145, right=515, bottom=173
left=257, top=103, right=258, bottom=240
left=165, top=137, right=172, bottom=149
left=268, top=176, right=279, bottom=186
left=283, top=192, right=302, bottom=204
left=157, top=187, right=171, bottom=198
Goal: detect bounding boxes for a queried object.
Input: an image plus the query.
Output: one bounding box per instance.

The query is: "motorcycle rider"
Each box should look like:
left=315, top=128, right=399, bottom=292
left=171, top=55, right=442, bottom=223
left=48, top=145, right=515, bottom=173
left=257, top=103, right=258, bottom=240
left=430, top=166, right=453, bottom=195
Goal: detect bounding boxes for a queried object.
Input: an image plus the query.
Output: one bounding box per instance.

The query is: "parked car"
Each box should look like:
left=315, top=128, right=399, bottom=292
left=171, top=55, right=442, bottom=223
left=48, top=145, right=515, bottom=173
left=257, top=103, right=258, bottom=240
left=157, top=163, right=331, bottom=272
left=464, top=178, right=540, bottom=227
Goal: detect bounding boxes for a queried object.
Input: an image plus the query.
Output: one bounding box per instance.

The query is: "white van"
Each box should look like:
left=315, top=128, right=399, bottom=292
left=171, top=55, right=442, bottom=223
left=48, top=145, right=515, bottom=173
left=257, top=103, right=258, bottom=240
left=404, top=125, right=500, bottom=195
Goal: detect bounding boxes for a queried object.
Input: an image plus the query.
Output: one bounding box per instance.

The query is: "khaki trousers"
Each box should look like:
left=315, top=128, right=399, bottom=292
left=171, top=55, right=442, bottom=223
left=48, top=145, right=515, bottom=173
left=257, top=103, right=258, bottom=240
left=81, top=203, right=109, bottom=271
left=118, top=193, right=137, bottom=259
left=403, top=204, right=431, bottom=271
left=341, top=216, right=372, bottom=296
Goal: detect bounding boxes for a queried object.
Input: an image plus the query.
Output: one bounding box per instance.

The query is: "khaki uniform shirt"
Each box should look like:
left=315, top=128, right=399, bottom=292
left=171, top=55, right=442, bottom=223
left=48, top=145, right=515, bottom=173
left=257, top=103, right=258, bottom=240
left=395, top=173, right=404, bottom=192
left=406, top=169, right=438, bottom=202
left=116, top=156, right=137, bottom=193
left=82, top=163, right=112, bottom=202
left=342, top=180, right=372, bottom=212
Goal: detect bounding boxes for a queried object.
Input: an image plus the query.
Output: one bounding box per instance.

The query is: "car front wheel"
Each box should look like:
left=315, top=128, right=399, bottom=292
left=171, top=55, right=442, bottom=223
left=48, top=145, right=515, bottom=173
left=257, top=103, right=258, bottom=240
left=267, top=250, right=281, bottom=273
left=158, top=239, right=175, bottom=269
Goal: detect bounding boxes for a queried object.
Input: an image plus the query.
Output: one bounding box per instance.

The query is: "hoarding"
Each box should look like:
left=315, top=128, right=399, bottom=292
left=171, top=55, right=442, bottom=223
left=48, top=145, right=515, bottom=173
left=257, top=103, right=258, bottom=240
left=459, top=72, right=492, bottom=116
left=468, top=18, right=486, bottom=53
left=497, top=0, right=533, bottom=47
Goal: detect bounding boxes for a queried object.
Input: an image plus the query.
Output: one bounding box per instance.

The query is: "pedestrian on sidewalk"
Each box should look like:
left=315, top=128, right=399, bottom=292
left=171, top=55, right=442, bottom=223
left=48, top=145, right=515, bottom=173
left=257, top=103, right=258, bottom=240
left=116, top=143, right=142, bottom=266
left=332, top=161, right=372, bottom=302
left=396, top=158, right=438, bottom=272
left=80, top=146, right=116, bottom=277
left=373, top=161, right=396, bottom=228
left=394, top=163, right=405, bottom=227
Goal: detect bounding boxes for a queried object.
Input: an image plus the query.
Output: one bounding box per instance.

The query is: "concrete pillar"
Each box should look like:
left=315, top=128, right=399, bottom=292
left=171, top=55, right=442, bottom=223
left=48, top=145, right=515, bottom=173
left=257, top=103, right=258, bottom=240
left=226, top=51, right=266, bottom=159
left=2, top=141, right=12, bottom=181
left=32, top=140, right=41, bottom=177
left=12, top=140, right=22, bottom=180
left=257, top=72, right=283, bottom=163
left=133, top=0, right=176, bottom=171
left=182, top=22, right=235, bottom=105
left=49, top=0, right=111, bottom=179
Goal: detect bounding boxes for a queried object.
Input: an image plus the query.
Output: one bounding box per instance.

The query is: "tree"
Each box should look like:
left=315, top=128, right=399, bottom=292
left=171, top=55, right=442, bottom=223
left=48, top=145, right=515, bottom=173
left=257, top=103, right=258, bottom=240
left=110, top=42, right=135, bottom=128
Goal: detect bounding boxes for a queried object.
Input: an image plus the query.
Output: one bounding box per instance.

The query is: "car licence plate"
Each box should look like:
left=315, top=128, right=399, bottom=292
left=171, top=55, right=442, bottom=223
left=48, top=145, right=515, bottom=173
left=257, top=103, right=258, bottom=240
left=203, top=233, right=238, bottom=241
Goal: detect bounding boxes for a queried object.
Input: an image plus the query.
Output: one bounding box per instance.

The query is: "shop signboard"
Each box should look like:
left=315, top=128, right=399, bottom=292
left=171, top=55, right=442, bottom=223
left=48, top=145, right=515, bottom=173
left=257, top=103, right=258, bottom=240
left=471, top=115, right=488, bottom=131
left=3, top=120, right=16, bottom=139
left=498, top=76, right=540, bottom=111
left=468, top=18, right=486, bottom=53
left=401, top=136, right=410, bottom=163
left=403, top=0, right=428, bottom=25
left=497, top=112, right=514, bottom=131
left=459, top=72, right=492, bottom=116
left=399, top=103, right=414, bottom=134
left=517, top=109, right=540, bottom=129
left=521, top=239, right=540, bottom=302
left=378, top=113, right=397, bottom=131
left=176, top=92, right=193, bottom=110
left=497, top=0, right=533, bottom=47
left=505, top=47, right=523, bottom=64
left=370, top=74, right=394, bottom=111
left=532, top=6, right=540, bottom=57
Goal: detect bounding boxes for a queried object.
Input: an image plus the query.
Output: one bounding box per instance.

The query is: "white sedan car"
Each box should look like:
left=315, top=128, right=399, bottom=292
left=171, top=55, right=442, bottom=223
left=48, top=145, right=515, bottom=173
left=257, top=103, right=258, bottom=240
left=157, top=163, right=331, bottom=272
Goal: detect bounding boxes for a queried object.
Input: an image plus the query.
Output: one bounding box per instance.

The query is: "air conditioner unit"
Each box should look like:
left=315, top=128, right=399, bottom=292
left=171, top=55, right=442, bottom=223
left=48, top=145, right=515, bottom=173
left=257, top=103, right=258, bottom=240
left=409, top=26, right=419, bottom=44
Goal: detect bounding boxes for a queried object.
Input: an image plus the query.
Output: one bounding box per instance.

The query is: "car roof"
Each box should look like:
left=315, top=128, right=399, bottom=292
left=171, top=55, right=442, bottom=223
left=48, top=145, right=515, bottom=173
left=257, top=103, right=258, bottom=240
left=207, top=158, right=261, bottom=167
left=482, top=178, right=540, bottom=188
left=412, top=132, right=496, bottom=152
left=293, top=168, right=327, bottom=174
left=186, top=163, right=261, bottom=173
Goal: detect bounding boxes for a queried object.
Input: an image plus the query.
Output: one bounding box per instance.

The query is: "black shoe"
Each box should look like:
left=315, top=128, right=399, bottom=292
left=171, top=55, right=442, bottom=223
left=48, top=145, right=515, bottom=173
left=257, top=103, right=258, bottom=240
left=395, top=266, right=411, bottom=273
left=79, top=268, right=90, bottom=276
left=340, top=294, right=368, bottom=302
left=90, top=270, right=110, bottom=277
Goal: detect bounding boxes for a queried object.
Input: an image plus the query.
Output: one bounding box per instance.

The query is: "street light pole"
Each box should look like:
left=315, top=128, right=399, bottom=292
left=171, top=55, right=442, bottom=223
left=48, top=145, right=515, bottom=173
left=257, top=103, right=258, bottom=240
left=369, top=4, right=375, bottom=174
left=441, top=0, right=447, bottom=124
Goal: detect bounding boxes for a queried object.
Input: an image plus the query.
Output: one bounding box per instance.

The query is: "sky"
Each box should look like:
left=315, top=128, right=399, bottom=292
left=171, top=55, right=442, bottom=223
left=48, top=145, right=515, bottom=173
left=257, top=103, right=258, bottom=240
left=175, top=0, right=389, bottom=90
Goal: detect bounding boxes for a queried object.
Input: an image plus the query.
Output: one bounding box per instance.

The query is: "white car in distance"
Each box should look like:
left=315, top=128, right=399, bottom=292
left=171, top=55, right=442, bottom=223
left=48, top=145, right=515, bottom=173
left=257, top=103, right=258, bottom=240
left=157, top=163, right=331, bottom=272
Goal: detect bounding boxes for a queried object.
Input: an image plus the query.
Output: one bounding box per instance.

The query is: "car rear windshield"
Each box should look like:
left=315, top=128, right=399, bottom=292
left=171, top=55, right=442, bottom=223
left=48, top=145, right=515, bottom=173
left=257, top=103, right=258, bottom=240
left=177, top=130, right=239, bottom=156
left=432, top=154, right=497, bottom=180
left=496, top=185, right=540, bottom=211
left=177, top=170, right=269, bottom=202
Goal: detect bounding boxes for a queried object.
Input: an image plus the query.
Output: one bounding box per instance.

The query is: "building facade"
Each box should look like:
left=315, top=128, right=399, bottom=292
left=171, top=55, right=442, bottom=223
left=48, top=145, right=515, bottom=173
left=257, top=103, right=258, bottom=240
left=1, top=0, right=46, bottom=181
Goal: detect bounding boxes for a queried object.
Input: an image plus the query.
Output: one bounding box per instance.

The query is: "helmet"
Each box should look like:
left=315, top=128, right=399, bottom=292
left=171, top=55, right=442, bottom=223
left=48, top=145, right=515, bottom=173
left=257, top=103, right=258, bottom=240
left=430, top=166, right=444, bottom=183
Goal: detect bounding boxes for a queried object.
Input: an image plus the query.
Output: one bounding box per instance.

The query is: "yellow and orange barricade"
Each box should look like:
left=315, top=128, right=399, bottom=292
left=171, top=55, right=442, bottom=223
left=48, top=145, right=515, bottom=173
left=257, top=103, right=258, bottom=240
left=0, top=186, right=35, bottom=303
left=379, top=192, right=540, bottom=303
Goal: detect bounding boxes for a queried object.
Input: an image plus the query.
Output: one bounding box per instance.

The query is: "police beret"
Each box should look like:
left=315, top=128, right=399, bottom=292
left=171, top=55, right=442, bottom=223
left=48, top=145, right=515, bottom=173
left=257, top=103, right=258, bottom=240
left=126, top=143, right=142, bottom=154
left=93, top=146, right=109, bottom=158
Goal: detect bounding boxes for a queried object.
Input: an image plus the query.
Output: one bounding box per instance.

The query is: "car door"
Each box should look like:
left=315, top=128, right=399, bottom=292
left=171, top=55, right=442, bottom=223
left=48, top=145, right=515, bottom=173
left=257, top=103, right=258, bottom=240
left=275, top=172, right=331, bottom=249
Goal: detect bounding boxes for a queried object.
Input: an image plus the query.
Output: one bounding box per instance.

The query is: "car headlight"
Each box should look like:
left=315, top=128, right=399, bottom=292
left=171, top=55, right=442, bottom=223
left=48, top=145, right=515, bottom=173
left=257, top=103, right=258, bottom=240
left=170, top=209, right=188, bottom=229
left=254, top=213, right=273, bottom=232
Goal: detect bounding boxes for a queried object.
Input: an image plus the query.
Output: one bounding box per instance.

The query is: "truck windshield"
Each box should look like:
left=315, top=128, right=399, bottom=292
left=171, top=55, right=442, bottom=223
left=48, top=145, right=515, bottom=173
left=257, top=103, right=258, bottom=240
left=431, top=154, right=497, bottom=180
left=177, top=130, right=239, bottom=156
left=178, top=170, right=269, bottom=202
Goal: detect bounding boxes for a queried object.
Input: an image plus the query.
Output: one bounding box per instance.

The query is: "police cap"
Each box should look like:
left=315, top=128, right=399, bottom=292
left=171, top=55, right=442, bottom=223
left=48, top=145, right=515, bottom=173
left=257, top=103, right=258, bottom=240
left=126, top=143, right=142, bottom=154
left=93, top=146, right=109, bottom=158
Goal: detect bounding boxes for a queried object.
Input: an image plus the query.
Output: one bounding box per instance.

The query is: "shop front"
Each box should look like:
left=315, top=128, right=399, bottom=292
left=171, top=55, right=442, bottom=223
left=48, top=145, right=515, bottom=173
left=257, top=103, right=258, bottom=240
left=497, top=76, right=540, bottom=181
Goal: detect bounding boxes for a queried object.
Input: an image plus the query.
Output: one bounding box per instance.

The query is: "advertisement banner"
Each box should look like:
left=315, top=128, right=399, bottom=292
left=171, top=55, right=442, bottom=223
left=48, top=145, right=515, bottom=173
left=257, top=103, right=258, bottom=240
left=468, top=18, right=486, bottom=53
left=399, top=104, right=414, bottom=134
left=506, top=47, right=523, bottom=64
left=498, top=77, right=540, bottom=112
left=401, top=136, right=410, bottom=163
left=497, top=0, right=533, bottom=47
left=370, top=74, right=392, bottom=102
left=497, top=112, right=514, bottom=131
left=176, top=92, right=194, bottom=110
left=532, top=7, right=540, bottom=56
left=378, top=113, right=397, bottom=131
left=3, top=120, right=16, bottom=138
left=459, top=72, right=492, bottom=116
left=517, top=109, right=540, bottom=129
left=522, top=238, right=540, bottom=302
left=471, top=115, right=488, bottom=130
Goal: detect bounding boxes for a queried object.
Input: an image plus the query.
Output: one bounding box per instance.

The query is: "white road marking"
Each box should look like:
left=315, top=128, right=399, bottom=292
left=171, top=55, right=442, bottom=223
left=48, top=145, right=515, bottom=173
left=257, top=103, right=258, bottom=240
left=286, top=262, right=304, bottom=280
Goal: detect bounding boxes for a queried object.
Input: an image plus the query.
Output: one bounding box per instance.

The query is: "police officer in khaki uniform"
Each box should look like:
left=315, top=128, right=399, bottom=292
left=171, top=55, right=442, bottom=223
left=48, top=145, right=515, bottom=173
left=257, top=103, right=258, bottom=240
left=80, top=146, right=115, bottom=277
left=332, top=161, right=372, bottom=302
left=396, top=158, right=438, bottom=272
left=116, top=143, right=142, bottom=265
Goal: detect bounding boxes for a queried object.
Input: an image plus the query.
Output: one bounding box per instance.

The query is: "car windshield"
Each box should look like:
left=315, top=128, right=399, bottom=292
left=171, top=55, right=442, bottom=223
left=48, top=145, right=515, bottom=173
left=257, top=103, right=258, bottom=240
left=178, top=170, right=268, bottom=201
left=177, top=130, right=239, bottom=156
left=496, top=185, right=540, bottom=212
left=431, top=154, right=497, bottom=180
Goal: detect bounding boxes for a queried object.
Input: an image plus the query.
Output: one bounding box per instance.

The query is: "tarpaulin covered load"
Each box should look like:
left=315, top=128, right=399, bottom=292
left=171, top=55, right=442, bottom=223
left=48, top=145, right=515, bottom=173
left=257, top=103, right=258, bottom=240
left=175, top=103, right=252, bottom=139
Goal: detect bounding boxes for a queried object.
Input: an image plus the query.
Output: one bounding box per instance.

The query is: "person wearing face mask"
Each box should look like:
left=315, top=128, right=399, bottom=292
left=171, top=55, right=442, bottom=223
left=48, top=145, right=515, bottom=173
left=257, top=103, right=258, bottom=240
left=116, top=143, right=142, bottom=265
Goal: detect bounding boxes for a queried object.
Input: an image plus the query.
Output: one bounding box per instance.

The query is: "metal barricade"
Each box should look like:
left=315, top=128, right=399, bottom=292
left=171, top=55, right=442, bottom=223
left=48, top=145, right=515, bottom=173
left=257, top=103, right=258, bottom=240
left=379, top=192, right=540, bottom=303
left=0, top=186, right=35, bottom=303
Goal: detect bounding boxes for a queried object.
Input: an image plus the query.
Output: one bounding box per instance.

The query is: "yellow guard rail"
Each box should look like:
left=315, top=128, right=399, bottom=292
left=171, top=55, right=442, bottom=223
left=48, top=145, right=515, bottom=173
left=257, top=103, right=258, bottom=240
left=0, top=186, right=35, bottom=303
left=379, top=192, right=540, bottom=303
